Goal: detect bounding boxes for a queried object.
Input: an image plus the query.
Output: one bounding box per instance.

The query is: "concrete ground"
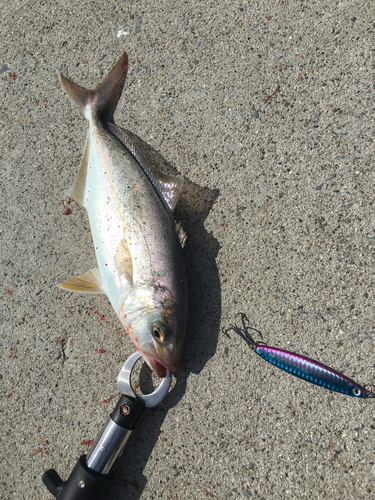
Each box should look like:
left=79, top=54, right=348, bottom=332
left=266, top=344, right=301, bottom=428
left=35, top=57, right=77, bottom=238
left=1, top=1, right=374, bottom=498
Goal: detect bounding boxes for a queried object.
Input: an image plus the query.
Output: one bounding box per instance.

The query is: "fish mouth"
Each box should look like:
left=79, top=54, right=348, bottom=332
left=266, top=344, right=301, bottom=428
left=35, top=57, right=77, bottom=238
left=147, top=357, right=167, bottom=378
left=140, top=343, right=177, bottom=378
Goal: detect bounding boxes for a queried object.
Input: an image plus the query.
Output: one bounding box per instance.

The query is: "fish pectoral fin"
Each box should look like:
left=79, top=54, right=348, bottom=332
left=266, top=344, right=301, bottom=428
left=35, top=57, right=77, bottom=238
left=65, top=132, right=90, bottom=207
left=106, top=123, right=184, bottom=212
left=59, top=268, right=104, bottom=294
left=115, top=237, right=133, bottom=284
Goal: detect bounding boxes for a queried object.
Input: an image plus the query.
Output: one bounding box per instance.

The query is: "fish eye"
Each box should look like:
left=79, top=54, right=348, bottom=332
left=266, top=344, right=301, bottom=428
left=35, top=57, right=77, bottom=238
left=152, top=324, right=165, bottom=343
left=352, top=387, right=361, bottom=397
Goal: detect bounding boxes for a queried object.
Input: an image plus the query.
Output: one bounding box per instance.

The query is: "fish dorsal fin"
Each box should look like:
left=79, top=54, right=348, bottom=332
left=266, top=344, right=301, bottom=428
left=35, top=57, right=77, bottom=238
left=115, top=237, right=133, bottom=284
left=65, top=132, right=90, bottom=206
left=59, top=52, right=128, bottom=121
left=106, top=122, right=184, bottom=213
left=59, top=268, right=104, bottom=294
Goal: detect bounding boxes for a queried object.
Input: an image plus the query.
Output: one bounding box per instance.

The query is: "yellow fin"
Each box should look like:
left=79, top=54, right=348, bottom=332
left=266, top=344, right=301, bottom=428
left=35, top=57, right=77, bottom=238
left=115, top=238, right=133, bottom=284
left=59, top=268, right=104, bottom=294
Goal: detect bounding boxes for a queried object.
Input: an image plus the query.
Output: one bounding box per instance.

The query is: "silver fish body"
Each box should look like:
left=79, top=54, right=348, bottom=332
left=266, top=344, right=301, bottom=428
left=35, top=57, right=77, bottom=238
left=59, top=53, right=188, bottom=376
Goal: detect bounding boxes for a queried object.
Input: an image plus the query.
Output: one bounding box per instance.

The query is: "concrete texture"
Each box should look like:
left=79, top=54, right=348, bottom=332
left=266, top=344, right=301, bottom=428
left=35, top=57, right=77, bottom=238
left=1, top=1, right=374, bottom=498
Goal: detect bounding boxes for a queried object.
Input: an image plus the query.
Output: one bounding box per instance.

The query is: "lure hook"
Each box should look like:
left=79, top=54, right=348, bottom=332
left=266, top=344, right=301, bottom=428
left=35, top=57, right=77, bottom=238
left=223, top=312, right=264, bottom=350
left=363, top=385, right=375, bottom=398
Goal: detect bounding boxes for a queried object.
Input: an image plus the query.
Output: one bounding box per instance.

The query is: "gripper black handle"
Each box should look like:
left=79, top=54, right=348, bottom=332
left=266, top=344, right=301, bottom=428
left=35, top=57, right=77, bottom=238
left=42, top=394, right=145, bottom=499
left=42, top=455, right=113, bottom=500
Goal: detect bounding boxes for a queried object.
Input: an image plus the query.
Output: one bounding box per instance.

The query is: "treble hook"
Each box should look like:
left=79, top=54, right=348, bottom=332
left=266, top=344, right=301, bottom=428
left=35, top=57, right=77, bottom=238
left=223, top=312, right=264, bottom=350
left=364, top=385, right=375, bottom=398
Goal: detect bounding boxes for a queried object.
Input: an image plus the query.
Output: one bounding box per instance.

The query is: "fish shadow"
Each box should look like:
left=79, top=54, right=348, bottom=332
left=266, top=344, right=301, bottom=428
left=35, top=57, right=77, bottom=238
left=106, top=131, right=221, bottom=499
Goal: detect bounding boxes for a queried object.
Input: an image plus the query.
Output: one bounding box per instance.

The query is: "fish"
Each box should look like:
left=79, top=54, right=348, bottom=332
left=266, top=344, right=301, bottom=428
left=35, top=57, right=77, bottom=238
left=58, top=52, right=188, bottom=377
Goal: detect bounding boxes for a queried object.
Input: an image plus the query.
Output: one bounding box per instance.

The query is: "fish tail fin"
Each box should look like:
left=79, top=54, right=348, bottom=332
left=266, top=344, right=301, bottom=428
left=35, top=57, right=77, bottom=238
left=59, top=52, right=128, bottom=121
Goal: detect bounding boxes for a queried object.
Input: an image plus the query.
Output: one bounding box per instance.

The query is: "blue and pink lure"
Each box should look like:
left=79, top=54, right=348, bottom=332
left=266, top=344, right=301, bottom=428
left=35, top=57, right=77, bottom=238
left=225, top=313, right=374, bottom=398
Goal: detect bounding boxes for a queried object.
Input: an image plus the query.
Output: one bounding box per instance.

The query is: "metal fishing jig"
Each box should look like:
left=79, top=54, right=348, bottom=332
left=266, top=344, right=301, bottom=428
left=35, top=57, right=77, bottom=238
left=42, top=352, right=171, bottom=499
left=225, top=313, right=375, bottom=399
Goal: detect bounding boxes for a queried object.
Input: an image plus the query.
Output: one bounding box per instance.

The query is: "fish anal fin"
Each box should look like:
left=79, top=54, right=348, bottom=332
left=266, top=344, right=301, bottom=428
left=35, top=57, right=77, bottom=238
left=115, top=238, right=133, bottom=284
left=106, top=123, right=184, bottom=212
left=59, top=268, right=104, bottom=294
left=66, top=133, right=90, bottom=206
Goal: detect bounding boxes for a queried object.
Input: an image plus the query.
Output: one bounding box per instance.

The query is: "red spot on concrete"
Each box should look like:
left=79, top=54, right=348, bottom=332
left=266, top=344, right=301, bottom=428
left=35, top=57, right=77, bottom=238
left=95, top=348, right=107, bottom=354
left=33, top=448, right=43, bottom=455
left=56, top=336, right=61, bottom=341
left=100, top=393, right=119, bottom=404
left=89, top=307, right=123, bottom=336
left=90, top=308, right=106, bottom=321
left=45, top=99, right=48, bottom=109
left=8, top=347, right=14, bottom=358
left=81, top=439, right=95, bottom=446
left=64, top=299, right=74, bottom=316
left=7, top=393, right=12, bottom=398
left=266, top=85, right=280, bottom=102
left=6, top=289, right=12, bottom=295
left=63, top=206, right=73, bottom=215
left=9, top=72, right=17, bottom=81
